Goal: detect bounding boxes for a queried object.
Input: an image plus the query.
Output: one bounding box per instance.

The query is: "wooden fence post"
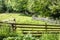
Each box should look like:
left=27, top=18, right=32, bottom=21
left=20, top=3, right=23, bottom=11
left=11, top=19, right=16, bottom=32
left=45, top=23, right=47, bottom=33
left=11, top=24, right=16, bottom=31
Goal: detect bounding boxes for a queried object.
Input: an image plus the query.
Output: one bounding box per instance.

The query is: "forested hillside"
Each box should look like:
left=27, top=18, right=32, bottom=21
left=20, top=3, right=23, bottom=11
left=0, top=0, right=60, bottom=18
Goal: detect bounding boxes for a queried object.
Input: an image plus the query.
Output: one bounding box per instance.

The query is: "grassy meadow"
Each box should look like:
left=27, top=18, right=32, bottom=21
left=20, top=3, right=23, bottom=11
left=0, top=13, right=45, bottom=24
left=0, top=13, right=60, bottom=40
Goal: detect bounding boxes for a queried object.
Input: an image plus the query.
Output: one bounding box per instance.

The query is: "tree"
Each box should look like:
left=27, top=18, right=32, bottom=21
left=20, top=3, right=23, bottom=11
left=48, top=0, right=60, bottom=19
left=30, top=0, right=50, bottom=16
left=4, top=0, right=13, bottom=12
left=0, top=0, right=6, bottom=13
left=10, top=0, right=28, bottom=12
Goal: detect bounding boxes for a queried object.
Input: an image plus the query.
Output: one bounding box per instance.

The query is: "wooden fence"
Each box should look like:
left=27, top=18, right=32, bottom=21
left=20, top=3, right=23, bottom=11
left=0, top=21, right=60, bottom=36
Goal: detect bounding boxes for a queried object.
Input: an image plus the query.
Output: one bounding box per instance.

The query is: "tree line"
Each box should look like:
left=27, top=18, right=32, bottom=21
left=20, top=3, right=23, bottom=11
left=0, top=0, right=60, bottom=18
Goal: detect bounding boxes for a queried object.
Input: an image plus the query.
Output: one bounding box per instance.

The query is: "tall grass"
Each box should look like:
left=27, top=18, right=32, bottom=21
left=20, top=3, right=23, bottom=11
left=3, top=33, right=60, bottom=40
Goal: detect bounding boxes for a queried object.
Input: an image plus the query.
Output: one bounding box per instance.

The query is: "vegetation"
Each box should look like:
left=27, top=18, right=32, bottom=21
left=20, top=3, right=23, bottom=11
left=0, top=13, right=45, bottom=24
left=0, top=13, right=60, bottom=40
left=3, top=34, right=60, bottom=40
left=0, top=0, right=60, bottom=40
left=0, top=0, right=60, bottom=18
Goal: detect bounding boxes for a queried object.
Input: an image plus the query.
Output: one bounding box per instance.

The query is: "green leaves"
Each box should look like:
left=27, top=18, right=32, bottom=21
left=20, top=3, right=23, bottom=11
left=40, top=34, right=58, bottom=40
left=11, top=0, right=28, bottom=12
left=3, top=34, right=59, bottom=40
left=0, top=0, right=4, bottom=12
left=0, top=0, right=60, bottom=17
left=27, top=0, right=34, bottom=12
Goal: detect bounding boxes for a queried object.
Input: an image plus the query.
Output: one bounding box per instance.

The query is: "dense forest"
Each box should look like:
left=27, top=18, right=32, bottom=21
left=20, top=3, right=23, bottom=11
left=0, top=0, right=60, bottom=18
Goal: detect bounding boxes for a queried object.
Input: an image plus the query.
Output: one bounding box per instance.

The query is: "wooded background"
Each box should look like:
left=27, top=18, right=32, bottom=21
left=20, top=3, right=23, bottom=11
left=0, top=0, right=60, bottom=18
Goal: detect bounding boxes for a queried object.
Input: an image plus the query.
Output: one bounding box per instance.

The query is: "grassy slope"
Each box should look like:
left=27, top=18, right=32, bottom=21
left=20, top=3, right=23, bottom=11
left=0, top=13, right=46, bottom=35
left=0, top=13, right=59, bottom=40
left=0, top=13, right=45, bottom=24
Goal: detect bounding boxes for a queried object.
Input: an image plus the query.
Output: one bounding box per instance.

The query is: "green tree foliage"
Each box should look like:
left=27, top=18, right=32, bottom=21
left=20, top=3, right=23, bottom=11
left=48, top=0, right=60, bottom=19
left=0, top=0, right=5, bottom=12
left=4, top=0, right=13, bottom=12
left=32, top=0, right=50, bottom=16
left=10, top=0, right=28, bottom=12
left=27, top=0, right=34, bottom=12
left=26, top=0, right=51, bottom=16
left=0, top=0, right=3, bottom=12
left=0, top=0, right=60, bottom=18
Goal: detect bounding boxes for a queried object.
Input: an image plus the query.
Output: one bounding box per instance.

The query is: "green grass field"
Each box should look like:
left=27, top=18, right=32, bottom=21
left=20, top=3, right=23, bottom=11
left=0, top=13, right=45, bottom=24
left=0, top=13, right=45, bottom=36
left=0, top=13, right=60, bottom=40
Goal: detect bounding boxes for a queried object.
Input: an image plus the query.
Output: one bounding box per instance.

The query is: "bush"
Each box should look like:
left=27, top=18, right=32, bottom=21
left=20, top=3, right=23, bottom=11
left=3, top=33, right=59, bottom=40
left=40, top=34, right=58, bottom=40
left=3, top=34, right=37, bottom=40
left=0, top=24, right=17, bottom=40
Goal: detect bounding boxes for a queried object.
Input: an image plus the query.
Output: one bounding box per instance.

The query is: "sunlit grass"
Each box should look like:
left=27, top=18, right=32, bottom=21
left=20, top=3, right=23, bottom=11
left=0, top=13, right=45, bottom=24
left=0, top=13, right=60, bottom=40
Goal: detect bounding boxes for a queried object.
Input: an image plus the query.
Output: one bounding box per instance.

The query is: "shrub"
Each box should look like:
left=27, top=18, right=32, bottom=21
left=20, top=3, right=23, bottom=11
left=40, top=34, right=58, bottom=40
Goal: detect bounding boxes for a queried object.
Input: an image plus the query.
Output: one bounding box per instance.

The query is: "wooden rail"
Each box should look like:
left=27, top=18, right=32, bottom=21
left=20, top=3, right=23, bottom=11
left=0, top=21, right=60, bottom=36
